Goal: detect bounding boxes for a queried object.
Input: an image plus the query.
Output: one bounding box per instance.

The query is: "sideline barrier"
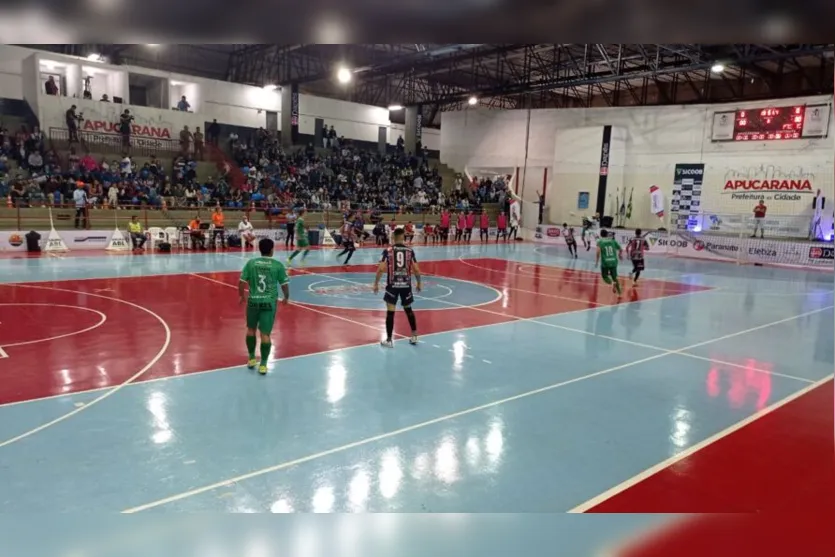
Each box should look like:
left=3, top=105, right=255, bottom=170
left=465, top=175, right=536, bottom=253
left=532, top=224, right=834, bottom=270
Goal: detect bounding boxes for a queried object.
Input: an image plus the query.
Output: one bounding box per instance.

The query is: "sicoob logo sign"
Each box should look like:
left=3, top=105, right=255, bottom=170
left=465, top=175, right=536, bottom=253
left=546, top=228, right=560, bottom=237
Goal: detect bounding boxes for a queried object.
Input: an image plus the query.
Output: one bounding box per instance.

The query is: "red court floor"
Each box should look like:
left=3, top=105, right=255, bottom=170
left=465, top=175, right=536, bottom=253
left=0, top=259, right=707, bottom=405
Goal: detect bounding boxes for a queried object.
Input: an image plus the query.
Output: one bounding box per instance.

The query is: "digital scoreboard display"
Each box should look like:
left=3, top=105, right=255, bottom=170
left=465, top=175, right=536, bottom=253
left=711, top=104, right=830, bottom=142
left=734, top=106, right=804, bottom=140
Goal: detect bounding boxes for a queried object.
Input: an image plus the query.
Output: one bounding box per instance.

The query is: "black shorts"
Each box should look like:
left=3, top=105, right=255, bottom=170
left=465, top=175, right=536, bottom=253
left=342, top=240, right=355, bottom=250
left=632, top=259, right=645, bottom=272
left=566, top=239, right=577, bottom=247
left=384, top=285, right=414, bottom=307
left=480, top=228, right=488, bottom=234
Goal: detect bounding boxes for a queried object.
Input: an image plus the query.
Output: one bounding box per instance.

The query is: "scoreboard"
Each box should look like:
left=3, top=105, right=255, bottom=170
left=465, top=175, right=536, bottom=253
left=711, top=104, right=830, bottom=142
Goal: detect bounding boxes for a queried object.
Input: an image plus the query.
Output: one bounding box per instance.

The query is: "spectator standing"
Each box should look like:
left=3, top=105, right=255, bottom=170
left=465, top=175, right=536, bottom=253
left=193, top=127, right=204, bottom=160
left=177, top=96, right=191, bottom=111
left=179, top=126, right=193, bottom=156
left=66, top=105, right=80, bottom=143
left=73, top=182, right=88, bottom=229
left=752, top=199, right=767, bottom=238
left=45, top=76, right=59, bottom=95
left=119, top=110, right=133, bottom=151
left=207, top=119, right=221, bottom=145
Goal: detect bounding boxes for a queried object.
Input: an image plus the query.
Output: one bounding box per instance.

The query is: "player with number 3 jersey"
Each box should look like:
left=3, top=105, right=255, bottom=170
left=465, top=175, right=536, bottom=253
left=374, top=228, right=422, bottom=348
left=239, top=238, right=290, bottom=374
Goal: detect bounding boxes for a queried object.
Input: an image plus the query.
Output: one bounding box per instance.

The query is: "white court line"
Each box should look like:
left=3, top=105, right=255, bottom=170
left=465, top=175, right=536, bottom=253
left=0, top=303, right=107, bottom=350
left=0, top=283, right=171, bottom=449
left=568, top=373, right=834, bottom=513
left=187, top=273, right=400, bottom=342
left=0, top=347, right=6, bottom=359
left=457, top=258, right=606, bottom=299
left=0, top=265, right=817, bottom=412
left=291, top=266, right=820, bottom=384
left=122, top=305, right=830, bottom=513
left=302, top=277, right=496, bottom=312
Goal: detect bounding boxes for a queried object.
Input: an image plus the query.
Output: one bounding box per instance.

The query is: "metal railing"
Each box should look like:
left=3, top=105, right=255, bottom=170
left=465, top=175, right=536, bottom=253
left=49, top=127, right=181, bottom=158
left=0, top=203, right=500, bottom=232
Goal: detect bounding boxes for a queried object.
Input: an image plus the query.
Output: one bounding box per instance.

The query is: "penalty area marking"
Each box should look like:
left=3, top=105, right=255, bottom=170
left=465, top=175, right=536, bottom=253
left=0, top=284, right=171, bottom=449
left=0, top=303, right=108, bottom=357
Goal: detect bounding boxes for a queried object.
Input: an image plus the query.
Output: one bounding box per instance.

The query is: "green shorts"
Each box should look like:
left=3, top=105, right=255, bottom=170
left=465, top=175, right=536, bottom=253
left=295, top=238, right=310, bottom=249
left=246, top=302, right=277, bottom=334
left=600, top=264, right=618, bottom=283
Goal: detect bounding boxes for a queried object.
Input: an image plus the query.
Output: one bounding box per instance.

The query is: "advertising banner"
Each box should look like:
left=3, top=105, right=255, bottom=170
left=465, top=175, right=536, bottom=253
left=717, top=164, right=818, bottom=217
left=670, top=163, right=705, bottom=231
left=0, top=230, right=116, bottom=251
left=39, top=95, right=204, bottom=148
left=531, top=226, right=832, bottom=269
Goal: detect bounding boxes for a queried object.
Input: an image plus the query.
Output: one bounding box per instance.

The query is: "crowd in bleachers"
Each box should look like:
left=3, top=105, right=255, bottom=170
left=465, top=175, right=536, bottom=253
left=227, top=127, right=453, bottom=214
left=1, top=119, right=498, bottom=216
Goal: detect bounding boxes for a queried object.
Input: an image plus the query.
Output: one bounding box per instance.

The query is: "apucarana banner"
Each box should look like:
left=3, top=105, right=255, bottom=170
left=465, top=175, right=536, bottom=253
left=0, top=230, right=116, bottom=251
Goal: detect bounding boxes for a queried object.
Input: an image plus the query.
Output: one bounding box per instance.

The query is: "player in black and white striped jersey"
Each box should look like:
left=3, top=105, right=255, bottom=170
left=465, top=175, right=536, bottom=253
left=626, top=229, right=651, bottom=286
left=336, top=219, right=357, bottom=265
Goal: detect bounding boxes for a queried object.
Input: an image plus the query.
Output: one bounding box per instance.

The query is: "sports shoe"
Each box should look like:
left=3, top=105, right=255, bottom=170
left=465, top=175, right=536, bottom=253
left=247, top=358, right=257, bottom=370
left=258, top=364, right=268, bottom=375
left=409, top=334, right=418, bottom=345
left=381, top=339, right=394, bottom=348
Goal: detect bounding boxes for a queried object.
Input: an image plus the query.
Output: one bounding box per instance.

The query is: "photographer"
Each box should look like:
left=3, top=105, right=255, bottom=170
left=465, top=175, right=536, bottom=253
left=119, top=110, right=134, bottom=151
left=65, top=105, right=81, bottom=143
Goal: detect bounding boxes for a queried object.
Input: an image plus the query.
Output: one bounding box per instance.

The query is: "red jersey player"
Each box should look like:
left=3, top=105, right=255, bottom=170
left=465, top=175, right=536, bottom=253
left=479, top=210, right=490, bottom=242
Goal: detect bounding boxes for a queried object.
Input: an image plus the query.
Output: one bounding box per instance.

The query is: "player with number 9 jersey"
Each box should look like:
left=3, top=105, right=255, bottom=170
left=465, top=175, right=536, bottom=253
left=374, top=228, right=422, bottom=347
left=382, top=244, right=417, bottom=301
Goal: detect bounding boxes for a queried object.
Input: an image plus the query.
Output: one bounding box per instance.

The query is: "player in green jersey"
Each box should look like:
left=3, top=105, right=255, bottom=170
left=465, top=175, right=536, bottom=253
left=594, top=229, right=623, bottom=296
left=239, top=238, right=290, bottom=375
left=287, top=208, right=311, bottom=266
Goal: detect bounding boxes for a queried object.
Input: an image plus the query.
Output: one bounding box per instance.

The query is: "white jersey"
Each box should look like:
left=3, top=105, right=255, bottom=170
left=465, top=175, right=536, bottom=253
left=238, top=221, right=254, bottom=234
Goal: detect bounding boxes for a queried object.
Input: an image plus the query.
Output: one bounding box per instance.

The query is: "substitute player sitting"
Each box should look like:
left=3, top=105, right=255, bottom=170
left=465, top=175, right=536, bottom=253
left=373, top=228, right=421, bottom=348
left=238, top=215, right=256, bottom=248
left=626, top=229, right=650, bottom=286
left=594, top=229, right=623, bottom=296
left=238, top=238, right=290, bottom=375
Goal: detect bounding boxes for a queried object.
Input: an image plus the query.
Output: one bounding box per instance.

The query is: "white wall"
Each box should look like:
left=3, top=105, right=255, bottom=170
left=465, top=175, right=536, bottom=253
left=441, top=95, right=834, bottom=229
left=388, top=122, right=440, bottom=151
left=300, top=95, right=389, bottom=143
left=0, top=44, right=437, bottom=150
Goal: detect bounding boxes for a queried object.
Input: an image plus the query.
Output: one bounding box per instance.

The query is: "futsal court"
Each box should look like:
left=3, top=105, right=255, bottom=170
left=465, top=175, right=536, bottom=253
left=0, top=241, right=832, bottom=513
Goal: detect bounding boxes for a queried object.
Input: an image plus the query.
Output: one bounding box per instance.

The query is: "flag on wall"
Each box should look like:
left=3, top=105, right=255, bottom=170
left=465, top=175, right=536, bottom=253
left=649, top=185, right=665, bottom=217
left=625, top=188, right=633, bottom=219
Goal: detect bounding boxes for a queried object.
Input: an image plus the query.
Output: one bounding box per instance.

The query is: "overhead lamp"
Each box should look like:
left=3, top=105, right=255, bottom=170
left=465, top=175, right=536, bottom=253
left=468, top=96, right=478, bottom=106
left=710, top=63, right=725, bottom=74
left=86, top=53, right=103, bottom=62
left=263, top=84, right=278, bottom=91
left=336, top=67, right=352, bottom=84
left=388, top=104, right=404, bottom=111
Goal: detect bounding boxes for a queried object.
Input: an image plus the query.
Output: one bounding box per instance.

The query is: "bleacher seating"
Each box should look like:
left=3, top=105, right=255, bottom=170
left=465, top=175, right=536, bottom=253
left=2, top=115, right=505, bottom=235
